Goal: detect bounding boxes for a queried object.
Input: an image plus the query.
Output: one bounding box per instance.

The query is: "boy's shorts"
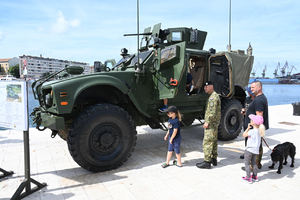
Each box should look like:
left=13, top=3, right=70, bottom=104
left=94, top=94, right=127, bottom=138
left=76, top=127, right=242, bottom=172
left=168, top=135, right=181, bottom=154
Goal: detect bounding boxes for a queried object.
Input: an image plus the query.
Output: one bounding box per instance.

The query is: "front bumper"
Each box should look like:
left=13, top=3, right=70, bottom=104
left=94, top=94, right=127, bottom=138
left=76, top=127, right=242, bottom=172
left=40, top=112, right=65, bottom=130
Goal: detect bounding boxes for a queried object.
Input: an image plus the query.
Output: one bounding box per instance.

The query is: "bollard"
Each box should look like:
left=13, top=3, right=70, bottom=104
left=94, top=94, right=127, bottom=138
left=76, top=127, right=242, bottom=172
left=292, top=102, right=300, bottom=116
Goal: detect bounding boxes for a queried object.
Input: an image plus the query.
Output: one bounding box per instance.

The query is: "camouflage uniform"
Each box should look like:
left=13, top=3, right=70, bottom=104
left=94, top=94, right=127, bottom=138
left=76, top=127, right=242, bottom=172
left=203, top=91, right=221, bottom=162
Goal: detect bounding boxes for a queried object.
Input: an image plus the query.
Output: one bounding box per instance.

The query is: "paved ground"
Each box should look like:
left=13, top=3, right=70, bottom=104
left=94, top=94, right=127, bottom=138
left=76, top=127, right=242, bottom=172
left=1, top=104, right=300, bottom=200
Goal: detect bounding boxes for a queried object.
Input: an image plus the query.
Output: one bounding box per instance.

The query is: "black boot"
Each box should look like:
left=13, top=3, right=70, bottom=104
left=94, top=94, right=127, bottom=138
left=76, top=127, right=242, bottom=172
left=211, top=158, right=217, bottom=166
left=196, top=161, right=205, bottom=166
left=196, top=161, right=211, bottom=169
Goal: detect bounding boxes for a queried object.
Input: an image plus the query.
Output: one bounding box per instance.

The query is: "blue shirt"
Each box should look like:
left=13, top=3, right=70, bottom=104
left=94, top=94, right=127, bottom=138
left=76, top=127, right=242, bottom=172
left=168, top=117, right=181, bottom=139
left=186, top=73, right=193, bottom=84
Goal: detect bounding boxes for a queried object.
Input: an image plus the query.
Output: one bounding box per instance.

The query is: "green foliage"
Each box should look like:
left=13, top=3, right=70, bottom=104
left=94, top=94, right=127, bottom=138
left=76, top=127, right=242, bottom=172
left=8, top=64, right=20, bottom=78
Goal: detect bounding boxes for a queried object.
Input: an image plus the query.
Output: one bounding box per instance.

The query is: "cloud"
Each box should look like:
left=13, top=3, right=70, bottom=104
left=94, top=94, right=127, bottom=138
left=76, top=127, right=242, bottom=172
left=51, top=11, right=80, bottom=34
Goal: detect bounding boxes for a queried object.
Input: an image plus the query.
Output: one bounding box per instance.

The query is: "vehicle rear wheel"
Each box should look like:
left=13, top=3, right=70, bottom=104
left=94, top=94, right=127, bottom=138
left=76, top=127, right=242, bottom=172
left=67, top=103, right=137, bottom=172
left=180, top=118, right=195, bottom=127
left=218, top=99, right=243, bottom=141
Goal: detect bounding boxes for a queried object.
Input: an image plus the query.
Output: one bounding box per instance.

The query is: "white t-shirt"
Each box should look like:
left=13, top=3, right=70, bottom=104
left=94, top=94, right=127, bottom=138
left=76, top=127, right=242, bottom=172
left=245, top=128, right=261, bottom=154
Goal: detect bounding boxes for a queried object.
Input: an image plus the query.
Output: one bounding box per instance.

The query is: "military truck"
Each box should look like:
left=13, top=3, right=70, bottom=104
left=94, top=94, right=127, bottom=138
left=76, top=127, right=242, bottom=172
left=31, top=23, right=253, bottom=172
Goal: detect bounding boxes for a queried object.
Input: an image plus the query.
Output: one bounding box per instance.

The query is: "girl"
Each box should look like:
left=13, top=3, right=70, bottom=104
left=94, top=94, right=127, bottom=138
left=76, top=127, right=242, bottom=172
left=161, top=106, right=182, bottom=168
left=242, top=114, right=265, bottom=183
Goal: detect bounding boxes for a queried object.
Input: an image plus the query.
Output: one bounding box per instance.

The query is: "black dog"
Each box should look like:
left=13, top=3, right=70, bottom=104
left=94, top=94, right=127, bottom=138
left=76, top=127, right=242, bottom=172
left=269, top=142, right=296, bottom=174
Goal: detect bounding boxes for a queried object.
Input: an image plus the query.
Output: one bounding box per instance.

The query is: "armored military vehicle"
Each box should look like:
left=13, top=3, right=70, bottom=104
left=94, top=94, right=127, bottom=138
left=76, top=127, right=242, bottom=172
left=31, top=23, right=253, bottom=172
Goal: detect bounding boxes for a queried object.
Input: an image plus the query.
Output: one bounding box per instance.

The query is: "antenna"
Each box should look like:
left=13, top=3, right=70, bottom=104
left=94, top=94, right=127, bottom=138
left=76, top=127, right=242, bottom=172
left=228, top=0, right=231, bottom=52
left=135, top=0, right=141, bottom=73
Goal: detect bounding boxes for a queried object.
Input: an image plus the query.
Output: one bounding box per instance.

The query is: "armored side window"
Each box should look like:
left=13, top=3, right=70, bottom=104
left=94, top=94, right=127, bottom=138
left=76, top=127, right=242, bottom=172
left=171, top=32, right=182, bottom=42
left=160, top=46, right=179, bottom=65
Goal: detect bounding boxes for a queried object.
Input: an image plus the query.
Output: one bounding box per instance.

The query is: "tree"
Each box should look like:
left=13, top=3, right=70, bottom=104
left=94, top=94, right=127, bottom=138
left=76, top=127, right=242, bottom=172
left=8, top=64, right=20, bottom=78
left=0, top=65, right=3, bottom=75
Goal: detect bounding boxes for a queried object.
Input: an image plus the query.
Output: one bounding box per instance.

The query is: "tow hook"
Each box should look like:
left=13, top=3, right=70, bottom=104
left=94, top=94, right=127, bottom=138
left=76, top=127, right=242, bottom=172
left=37, top=125, right=46, bottom=131
left=51, top=130, right=58, bottom=138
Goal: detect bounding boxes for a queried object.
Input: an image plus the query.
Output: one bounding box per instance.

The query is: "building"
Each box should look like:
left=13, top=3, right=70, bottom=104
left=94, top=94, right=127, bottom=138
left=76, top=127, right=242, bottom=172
left=0, top=57, right=20, bottom=76
left=0, top=58, right=10, bottom=75
left=19, top=54, right=90, bottom=79
left=9, top=57, right=19, bottom=67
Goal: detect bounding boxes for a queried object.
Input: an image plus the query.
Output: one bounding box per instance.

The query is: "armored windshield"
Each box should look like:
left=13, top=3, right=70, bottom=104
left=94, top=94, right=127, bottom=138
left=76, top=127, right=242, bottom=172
left=130, top=51, right=153, bottom=66
left=113, top=54, right=135, bottom=69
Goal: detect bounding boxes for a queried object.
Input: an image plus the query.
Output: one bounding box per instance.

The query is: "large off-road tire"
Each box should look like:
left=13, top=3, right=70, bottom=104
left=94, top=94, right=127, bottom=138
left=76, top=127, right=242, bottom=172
left=57, top=127, right=68, bottom=141
left=218, top=99, right=243, bottom=141
left=67, top=103, right=137, bottom=172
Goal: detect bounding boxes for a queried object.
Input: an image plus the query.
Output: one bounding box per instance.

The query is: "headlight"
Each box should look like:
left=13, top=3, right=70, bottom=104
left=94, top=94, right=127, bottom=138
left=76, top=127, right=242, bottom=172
left=45, top=92, right=53, bottom=107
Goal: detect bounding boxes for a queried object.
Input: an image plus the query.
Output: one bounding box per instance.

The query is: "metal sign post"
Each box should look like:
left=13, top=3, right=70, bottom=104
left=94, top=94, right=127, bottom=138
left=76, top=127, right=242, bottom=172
left=11, top=81, right=47, bottom=200
left=0, top=167, right=14, bottom=179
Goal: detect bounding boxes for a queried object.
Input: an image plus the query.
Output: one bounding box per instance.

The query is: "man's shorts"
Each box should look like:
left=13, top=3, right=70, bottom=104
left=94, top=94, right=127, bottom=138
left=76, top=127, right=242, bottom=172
left=168, top=135, right=181, bottom=154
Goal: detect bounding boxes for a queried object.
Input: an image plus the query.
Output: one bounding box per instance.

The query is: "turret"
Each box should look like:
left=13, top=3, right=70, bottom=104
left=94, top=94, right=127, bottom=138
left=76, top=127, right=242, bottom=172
left=137, top=23, right=207, bottom=51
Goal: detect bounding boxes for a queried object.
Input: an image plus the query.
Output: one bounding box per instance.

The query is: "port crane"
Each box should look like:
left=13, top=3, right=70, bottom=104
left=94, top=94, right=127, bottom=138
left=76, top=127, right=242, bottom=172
left=287, top=65, right=296, bottom=76
left=251, top=62, right=261, bottom=77
left=262, top=65, right=267, bottom=78
left=281, top=61, right=288, bottom=77
left=273, top=62, right=280, bottom=78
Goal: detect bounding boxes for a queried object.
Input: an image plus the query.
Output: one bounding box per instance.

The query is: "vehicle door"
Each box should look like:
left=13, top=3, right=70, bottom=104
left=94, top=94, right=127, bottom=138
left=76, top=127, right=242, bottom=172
left=154, top=42, right=186, bottom=100
left=209, top=53, right=232, bottom=97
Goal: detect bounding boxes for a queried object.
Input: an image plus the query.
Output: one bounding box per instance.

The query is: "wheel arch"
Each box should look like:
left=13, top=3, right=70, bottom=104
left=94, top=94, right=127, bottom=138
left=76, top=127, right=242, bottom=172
left=232, top=84, right=246, bottom=105
left=71, top=76, right=148, bottom=118
left=71, top=84, right=146, bottom=128
left=74, top=85, right=129, bottom=106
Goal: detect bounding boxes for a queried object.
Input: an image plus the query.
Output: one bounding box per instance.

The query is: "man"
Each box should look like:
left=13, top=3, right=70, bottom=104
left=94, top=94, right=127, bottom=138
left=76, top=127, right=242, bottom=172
left=196, top=81, right=221, bottom=169
left=186, top=72, right=194, bottom=94
left=245, top=81, right=269, bottom=169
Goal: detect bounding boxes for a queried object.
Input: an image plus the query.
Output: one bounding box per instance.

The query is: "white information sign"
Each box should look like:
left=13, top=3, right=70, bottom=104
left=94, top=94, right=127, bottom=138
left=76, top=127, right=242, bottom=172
left=0, top=81, right=28, bottom=131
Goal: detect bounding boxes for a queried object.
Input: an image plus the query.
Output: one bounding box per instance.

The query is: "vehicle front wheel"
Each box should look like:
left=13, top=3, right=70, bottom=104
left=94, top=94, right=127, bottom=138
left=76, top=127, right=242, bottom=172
left=57, top=126, right=69, bottom=141
left=67, top=103, right=137, bottom=172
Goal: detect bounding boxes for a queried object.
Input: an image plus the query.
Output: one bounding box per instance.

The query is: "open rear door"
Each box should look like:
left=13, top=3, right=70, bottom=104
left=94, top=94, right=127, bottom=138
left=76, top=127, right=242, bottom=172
left=209, top=51, right=254, bottom=98
left=209, top=53, right=232, bottom=97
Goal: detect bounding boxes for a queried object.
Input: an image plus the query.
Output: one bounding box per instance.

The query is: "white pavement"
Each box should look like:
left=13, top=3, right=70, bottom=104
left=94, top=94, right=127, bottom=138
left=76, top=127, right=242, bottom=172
left=1, top=104, right=300, bottom=200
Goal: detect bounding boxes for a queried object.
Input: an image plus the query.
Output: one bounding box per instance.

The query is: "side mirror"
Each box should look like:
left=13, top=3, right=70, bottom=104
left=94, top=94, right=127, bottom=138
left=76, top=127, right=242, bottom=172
left=66, top=66, right=84, bottom=75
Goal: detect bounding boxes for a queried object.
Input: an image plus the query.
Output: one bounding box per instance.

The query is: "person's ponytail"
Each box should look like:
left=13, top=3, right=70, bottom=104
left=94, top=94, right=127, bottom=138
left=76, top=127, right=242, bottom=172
left=177, top=110, right=182, bottom=122
left=259, top=124, right=266, bottom=137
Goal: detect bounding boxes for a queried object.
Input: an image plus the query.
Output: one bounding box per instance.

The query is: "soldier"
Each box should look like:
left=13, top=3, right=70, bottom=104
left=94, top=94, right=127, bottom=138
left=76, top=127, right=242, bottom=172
left=196, top=81, right=221, bottom=169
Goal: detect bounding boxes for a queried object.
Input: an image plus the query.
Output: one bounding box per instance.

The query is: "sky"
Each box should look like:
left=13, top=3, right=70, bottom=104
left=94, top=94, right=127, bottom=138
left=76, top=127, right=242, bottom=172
left=0, top=0, right=299, bottom=78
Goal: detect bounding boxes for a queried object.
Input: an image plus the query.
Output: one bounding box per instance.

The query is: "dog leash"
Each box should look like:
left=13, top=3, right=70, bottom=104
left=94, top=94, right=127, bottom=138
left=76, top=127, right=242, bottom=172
left=262, top=137, right=272, bottom=151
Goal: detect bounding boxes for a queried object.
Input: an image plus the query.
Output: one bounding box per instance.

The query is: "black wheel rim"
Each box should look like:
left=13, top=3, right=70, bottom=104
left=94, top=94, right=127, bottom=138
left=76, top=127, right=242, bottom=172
left=90, top=124, right=121, bottom=155
left=225, top=109, right=239, bottom=133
